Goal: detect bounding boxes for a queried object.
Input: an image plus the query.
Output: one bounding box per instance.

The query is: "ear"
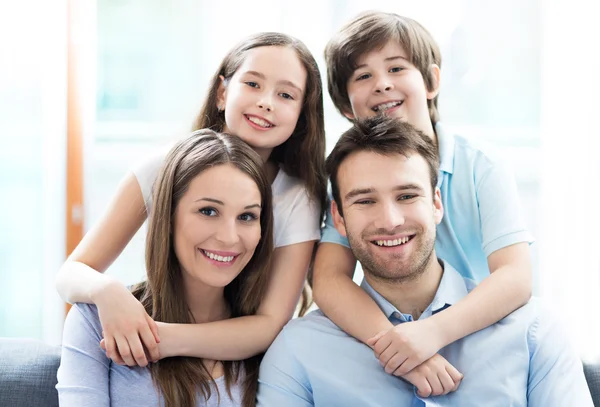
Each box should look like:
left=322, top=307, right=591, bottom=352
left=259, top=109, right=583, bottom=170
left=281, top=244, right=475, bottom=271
left=331, top=200, right=348, bottom=238
left=433, top=187, right=444, bottom=225
left=426, top=64, right=441, bottom=100
left=216, top=75, right=227, bottom=110
left=342, top=107, right=356, bottom=120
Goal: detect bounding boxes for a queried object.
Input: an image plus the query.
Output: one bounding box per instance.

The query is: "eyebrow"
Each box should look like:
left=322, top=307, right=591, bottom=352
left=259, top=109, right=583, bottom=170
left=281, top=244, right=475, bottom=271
left=344, top=184, right=424, bottom=202
left=195, top=197, right=261, bottom=210
left=244, top=70, right=304, bottom=94
left=354, top=55, right=410, bottom=70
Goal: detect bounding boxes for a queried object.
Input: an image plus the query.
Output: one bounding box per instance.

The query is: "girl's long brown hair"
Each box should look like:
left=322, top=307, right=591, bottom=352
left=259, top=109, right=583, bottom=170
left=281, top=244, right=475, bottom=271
left=192, top=32, right=327, bottom=220
left=192, top=32, right=327, bottom=315
left=131, top=129, right=274, bottom=407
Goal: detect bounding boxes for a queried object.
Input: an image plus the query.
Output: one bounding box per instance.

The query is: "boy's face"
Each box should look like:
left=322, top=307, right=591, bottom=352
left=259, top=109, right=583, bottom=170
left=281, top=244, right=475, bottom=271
left=344, top=41, right=439, bottom=137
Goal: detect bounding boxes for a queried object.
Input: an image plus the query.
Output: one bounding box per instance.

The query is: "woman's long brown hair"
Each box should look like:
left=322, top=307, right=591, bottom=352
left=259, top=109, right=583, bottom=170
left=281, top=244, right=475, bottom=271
left=131, top=129, right=274, bottom=407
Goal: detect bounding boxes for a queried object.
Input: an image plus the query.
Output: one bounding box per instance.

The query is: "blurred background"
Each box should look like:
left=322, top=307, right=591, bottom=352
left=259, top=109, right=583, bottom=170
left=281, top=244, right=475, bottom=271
left=0, top=0, right=598, bottom=357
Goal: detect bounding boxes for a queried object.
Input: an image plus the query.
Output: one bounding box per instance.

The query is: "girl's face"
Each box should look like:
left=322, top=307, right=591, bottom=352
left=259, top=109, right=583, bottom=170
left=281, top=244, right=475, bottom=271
left=173, top=164, right=262, bottom=291
left=217, top=46, right=307, bottom=161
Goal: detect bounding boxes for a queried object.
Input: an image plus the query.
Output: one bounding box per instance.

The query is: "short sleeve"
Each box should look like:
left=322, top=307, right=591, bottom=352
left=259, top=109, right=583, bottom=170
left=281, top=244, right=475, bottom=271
left=56, top=304, right=111, bottom=407
left=475, top=158, right=534, bottom=256
left=257, top=328, right=314, bottom=407
left=274, top=181, right=321, bottom=248
left=527, top=304, right=594, bottom=406
left=130, top=147, right=169, bottom=215
left=318, top=194, right=350, bottom=248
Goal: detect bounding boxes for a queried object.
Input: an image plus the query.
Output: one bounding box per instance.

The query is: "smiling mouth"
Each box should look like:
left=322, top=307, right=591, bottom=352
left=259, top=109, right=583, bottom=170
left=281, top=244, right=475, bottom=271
left=245, top=114, right=274, bottom=128
left=372, top=100, right=403, bottom=113
left=200, top=249, right=238, bottom=263
left=371, top=235, right=415, bottom=247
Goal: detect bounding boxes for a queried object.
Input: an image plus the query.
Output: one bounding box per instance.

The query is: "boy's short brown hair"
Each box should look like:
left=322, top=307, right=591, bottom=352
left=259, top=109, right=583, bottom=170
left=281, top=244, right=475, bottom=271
left=324, top=10, right=442, bottom=124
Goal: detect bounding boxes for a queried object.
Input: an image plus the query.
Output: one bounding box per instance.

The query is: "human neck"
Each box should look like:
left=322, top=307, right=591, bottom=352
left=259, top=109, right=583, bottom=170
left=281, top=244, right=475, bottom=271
left=182, top=277, right=229, bottom=323
left=420, top=120, right=438, bottom=150
left=364, top=255, right=443, bottom=320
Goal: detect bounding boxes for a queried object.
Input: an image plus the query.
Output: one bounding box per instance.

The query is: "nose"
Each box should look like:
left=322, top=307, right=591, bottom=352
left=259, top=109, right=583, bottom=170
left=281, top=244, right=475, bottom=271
left=374, top=76, right=394, bottom=94
left=257, top=94, right=274, bottom=112
left=215, top=218, right=240, bottom=247
left=374, top=201, right=405, bottom=231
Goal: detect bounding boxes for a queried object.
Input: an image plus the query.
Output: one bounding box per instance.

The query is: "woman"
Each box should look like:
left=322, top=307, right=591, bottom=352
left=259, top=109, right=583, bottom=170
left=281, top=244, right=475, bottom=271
left=57, top=129, right=274, bottom=407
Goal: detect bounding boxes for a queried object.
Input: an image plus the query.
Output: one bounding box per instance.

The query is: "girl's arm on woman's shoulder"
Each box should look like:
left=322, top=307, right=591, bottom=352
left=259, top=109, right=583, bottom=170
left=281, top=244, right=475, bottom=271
left=55, top=171, right=146, bottom=302
left=55, top=171, right=160, bottom=366
left=158, top=240, right=316, bottom=360
left=311, top=242, right=393, bottom=342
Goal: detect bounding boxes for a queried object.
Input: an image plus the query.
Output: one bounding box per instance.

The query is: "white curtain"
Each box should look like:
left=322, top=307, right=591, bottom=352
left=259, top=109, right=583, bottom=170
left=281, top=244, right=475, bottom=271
left=0, top=0, right=68, bottom=344
left=539, top=0, right=600, bottom=358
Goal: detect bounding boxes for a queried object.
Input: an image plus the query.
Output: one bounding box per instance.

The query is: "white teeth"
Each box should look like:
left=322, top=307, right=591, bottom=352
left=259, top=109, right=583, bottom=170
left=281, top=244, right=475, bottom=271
left=247, top=116, right=272, bottom=128
left=375, top=237, right=410, bottom=247
left=373, top=101, right=402, bottom=112
left=202, top=250, right=235, bottom=263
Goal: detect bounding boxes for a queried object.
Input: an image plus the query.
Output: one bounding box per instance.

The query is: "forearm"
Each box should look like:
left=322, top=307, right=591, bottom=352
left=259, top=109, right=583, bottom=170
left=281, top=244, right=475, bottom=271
left=159, top=314, right=282, bottom=360
left=431, top=262, right=531, bottom=347
left=313, top=244, right=392, bottom=343
left=56, top=261, right=119, bottom=304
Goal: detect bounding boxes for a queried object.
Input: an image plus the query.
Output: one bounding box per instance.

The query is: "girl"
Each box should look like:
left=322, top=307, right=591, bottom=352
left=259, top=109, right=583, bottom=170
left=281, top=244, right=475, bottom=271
left=56, top=32, right=327, bottom=367
left=58, top=130, right=274, bottom=406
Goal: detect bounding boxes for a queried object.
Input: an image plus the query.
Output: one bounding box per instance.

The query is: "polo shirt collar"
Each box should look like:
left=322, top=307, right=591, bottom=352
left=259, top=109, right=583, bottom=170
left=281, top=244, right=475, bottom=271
left=436, top=122, right=455, bottom=178
left=360, top=259, right=469, bottom=322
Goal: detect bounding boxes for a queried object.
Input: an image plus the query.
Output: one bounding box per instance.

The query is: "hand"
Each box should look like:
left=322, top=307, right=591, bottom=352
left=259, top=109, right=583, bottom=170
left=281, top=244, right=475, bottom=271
left=367, top=319, right=443, bottom=376
left=95, top=281, right=160, bottom=367
left=402, top=353, right=463, bottom=397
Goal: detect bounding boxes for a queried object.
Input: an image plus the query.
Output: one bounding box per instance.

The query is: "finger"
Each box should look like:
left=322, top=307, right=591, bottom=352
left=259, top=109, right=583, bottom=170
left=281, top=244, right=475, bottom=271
left=105, top=336, right=126, bottom=365
left=438, top=370, right=456, bottom=395
left=385, top=353, right=407, bottom=375
left=373, top=335, right=392, bottom=358
left=366, top=330, right=387, bottom=347
left=445, top=365, right=463, bottom=391
left=146, top=314, right=161, bottom=343
left=114, top=335, right=136, bottom=367
left=414, top=375, right=433, bottom=398
left=395, top=356, right=421, bottom=377
left=378, top=346, right=401, bottom=368
left=139, top=323, right=160, bottom=363
left=126, top=333, right=149, bottom=367
left=427, top=371, right=444, bottom=396
left=103, top=335, right=117, bottom=358
left=99, top=338, right=106, bottom=351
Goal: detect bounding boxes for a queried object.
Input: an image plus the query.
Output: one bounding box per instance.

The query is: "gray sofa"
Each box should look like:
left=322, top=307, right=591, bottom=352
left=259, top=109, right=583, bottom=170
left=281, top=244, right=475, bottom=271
left=1, top=337, right=600, bottom=406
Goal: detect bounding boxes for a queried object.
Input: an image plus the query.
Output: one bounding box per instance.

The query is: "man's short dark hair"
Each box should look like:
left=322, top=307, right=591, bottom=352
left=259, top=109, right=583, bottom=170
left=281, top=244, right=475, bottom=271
left=326, top=116, right=439, bottom=216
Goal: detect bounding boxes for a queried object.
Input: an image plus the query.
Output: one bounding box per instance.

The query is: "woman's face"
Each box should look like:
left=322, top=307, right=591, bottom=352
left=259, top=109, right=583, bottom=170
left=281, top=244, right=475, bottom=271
left=172, top=163, right=262, bottom=289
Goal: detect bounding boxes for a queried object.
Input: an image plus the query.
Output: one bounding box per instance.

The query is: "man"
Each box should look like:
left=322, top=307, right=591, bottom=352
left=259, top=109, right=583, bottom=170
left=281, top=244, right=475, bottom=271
left=257, top=116, right=593, bottom=406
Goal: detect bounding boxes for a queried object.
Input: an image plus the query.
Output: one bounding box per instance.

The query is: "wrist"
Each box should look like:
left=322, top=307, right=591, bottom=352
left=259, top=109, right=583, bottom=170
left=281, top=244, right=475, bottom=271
left=157, top=322, right=182, bottom=359
left=91, top=277, right=124, bottom=306
left=425, top=314, right=452, bottom=349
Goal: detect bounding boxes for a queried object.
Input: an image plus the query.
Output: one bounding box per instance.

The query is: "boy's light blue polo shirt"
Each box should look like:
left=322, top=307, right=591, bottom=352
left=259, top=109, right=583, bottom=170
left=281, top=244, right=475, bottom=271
left=257, top=261, right=593, bottom=407
left=320, top=123, right=533, bottom=282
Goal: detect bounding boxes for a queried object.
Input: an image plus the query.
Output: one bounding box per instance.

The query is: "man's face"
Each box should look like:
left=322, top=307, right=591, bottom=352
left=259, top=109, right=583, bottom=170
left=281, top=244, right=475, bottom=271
left=332, top=151, right=443, bottom=283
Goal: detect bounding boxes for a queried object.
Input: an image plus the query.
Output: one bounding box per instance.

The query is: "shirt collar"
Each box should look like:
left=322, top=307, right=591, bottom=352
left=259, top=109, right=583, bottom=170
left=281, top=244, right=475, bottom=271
left=435, top=122, right=455, bottom=177
left=360, top=260, right=470, bottom=322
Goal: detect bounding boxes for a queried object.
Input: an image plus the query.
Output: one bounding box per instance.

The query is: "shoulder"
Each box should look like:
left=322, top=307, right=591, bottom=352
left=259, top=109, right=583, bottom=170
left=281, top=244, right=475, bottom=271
left=271, top=310, right=347, bottom=352
left=273, top=169, right=312, bottom=200
left=62, top=303, right=104, bottom=344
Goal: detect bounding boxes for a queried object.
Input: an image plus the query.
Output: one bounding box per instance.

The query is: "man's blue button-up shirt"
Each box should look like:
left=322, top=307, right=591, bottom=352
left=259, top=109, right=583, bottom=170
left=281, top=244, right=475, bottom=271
left=257, top=261, right=593, bottom=406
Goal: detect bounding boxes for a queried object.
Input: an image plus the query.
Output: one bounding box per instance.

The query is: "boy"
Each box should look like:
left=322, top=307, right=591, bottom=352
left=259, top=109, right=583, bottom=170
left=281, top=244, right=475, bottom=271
left=312, top=10, right=533, bottom=395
